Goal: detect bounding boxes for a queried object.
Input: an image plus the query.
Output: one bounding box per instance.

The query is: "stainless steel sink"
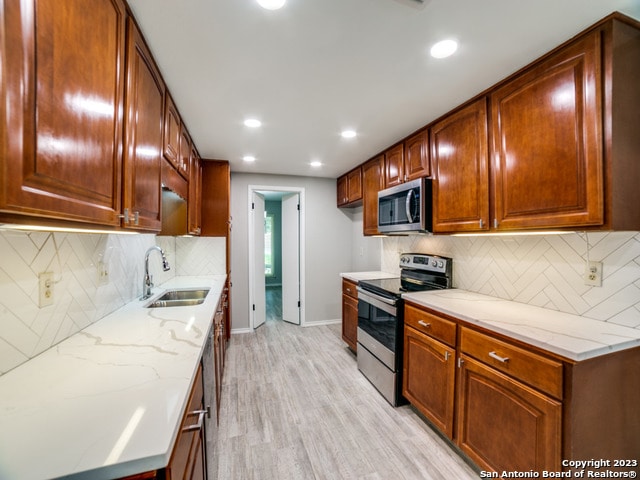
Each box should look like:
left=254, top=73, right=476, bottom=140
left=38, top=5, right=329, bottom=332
left=146, top=288, right=210, bottom=308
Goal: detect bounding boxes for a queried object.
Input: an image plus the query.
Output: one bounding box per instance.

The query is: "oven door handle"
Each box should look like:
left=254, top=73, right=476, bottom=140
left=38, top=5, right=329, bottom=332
left=356, top=287, right=397, bottom=316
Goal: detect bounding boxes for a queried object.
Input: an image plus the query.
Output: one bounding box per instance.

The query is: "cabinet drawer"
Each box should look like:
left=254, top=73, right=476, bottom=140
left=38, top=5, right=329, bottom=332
left=342, top=279, right=358, bottom=299
left=404, top=303, right=456, bottom=347
left=460, top=327, right=563, bottom=399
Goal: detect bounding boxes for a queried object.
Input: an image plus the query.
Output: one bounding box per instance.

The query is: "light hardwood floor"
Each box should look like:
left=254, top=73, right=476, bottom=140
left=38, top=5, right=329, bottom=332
left=212, top=309, right=480, bottom=479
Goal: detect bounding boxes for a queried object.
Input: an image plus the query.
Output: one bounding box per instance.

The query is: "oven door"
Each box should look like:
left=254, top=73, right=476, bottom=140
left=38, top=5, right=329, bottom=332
left=356, top=289, right=398, bottom=371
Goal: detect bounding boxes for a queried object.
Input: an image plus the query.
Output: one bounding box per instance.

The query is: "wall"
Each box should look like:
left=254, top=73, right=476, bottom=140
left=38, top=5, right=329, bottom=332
left=381, top=231, right=640, bottom=329
left=0, top=231, right=226, bottom=375
left=230, top=173, right=380, bottom=331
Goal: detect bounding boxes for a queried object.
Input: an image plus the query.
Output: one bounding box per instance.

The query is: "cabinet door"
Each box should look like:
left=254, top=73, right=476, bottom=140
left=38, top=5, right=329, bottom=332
left=457, top=355, right=561, bottom=472
left=122, top=18, right=164, bottom=231
left=404, top=129, right=430, bottom=180
left=347, top=167, right=362, bottom=203
left=201, top=160, right=230, bottom=237
left=163, top=94, right=181, bottom=171
left=1, top=0, right=126, bottom=226
left=362, top=156, right=385, bottom=235
left=490, top=31, right=603, bottom=230
left=384, top=144, right=404, bottom=187
left=188, top=149, right=202, bottom=235
left=431, top=99, right=489, bottom=233
left=403, top=326, right=456, bottom=438
left=336, top=175, right=348, bottom=206
left=179, top=125, right=191, bottom=179
left=341, top=293, right=358, bottom=351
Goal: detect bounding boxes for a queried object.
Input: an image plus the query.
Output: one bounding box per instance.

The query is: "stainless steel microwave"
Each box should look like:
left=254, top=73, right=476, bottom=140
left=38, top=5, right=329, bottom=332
left=377, top=178, right=432, bottom=233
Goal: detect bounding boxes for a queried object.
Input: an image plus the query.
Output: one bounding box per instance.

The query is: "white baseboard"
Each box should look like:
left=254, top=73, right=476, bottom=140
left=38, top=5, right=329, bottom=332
left=230, top=328, right=252, bottom=335
left=303, top=319, right=341, bottom=327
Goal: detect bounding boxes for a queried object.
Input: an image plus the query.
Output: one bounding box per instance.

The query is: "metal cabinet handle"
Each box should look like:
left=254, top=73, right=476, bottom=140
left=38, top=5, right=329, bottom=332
left=418, top=320, right=431, bottom=328
left=488, top=351, right=509, bottom=363
left=479, top=218, right=484, bottom=228
left=182, top=409, right=207, bottom=432
left=494, top=218, right=499, bottom=229
left=444, top=351, right=450, bottom=361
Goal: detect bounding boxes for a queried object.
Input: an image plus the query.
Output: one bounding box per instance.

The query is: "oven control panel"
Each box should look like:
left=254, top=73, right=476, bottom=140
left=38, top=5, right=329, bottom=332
left=399, top=253, right=451, bottom=274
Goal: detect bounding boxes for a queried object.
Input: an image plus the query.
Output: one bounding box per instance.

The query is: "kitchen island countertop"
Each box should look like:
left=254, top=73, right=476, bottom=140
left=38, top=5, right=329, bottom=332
left=0, top=275, right=226, bottom=480
left=403, top=289, right=640, bottom=361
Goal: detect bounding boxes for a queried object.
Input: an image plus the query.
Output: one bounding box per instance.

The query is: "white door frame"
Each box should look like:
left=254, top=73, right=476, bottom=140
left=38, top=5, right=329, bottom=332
left=247, top=185, right=306, bottom=328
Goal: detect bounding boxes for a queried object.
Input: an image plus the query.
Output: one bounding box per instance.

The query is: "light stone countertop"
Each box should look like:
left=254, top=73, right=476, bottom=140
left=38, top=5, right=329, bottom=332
left=340, top=271, right=399, bottom=282
left=0, top=275, right=226, bottom=480
left=403, top=289, right=640, bottom=362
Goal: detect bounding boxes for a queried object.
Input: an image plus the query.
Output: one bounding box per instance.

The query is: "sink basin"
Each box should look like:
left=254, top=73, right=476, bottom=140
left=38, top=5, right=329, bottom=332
left=146, top=288, right=210, bottom=308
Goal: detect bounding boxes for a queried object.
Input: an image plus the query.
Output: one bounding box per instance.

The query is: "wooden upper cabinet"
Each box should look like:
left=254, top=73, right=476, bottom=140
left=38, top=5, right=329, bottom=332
left=362, top=155, right=385, bottom=235
left=0, top=0, right=127, bottom=226
left=188, top=147, right=202, bottom=236
left=201, top=160, right=231, bottom=237
left=431, top=99, right=490, bottom=233
left=122, top=18, right=164, bottom=231
left=178, top=124, right=191, bottom=179
left=163, top=94, right=181, bottom=171
left=490, top=30, right=604, bottom=231
left=384, top=144, right=404, bottom=187
left=404, top=129, right=430, bottom=181
left=336, top=167, right=362, bottom=207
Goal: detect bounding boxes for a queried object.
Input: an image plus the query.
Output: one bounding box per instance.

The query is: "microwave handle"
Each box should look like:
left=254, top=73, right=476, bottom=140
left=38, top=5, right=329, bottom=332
left=405, top=190, right=415, bottom=223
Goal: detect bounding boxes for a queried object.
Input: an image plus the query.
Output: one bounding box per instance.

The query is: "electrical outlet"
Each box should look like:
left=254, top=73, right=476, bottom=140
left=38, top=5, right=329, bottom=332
left=39, top=272, right=54, bottom=307
left=97, top=261, right=109, bottom=285
left=584, top=261, right=603, bottom=287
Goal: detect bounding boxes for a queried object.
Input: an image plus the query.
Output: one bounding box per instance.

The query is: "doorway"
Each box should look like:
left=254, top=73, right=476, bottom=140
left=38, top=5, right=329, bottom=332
left=248, top=186, right=305, bottom=329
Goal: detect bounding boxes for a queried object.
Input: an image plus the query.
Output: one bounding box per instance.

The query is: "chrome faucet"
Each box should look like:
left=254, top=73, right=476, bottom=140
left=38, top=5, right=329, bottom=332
left=141, top=246, right=170, bottom=300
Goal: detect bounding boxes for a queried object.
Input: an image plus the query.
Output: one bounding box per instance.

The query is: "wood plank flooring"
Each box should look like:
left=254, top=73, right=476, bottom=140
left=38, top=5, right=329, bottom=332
left=211, top=313, right=480, bottom=479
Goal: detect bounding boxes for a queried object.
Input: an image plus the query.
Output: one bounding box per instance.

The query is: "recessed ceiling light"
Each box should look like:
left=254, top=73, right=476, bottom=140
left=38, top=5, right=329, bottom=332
left=257, top=0, right=285, bottom=10
left=310, top=161, right=322, bottom=168
left=430, top=39, right=458, bottom=59
left=341, top=130, right=357, bottom=139
left=243, top=155, right=256, bottom=162
left=244, top=118, right=261, bottom=128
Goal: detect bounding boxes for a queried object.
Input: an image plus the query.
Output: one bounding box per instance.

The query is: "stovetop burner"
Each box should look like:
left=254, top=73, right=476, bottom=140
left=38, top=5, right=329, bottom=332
left=358, top=253, right=453, bottom=299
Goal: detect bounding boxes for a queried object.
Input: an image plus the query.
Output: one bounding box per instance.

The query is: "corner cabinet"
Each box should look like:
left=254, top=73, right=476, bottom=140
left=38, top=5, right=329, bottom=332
left=121, top=18, right=164, bottom=231
left=1, top=0, right=127, bottom=226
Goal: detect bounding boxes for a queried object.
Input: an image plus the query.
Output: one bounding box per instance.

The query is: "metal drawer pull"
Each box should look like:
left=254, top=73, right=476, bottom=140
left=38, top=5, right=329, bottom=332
left=444, top=351, right=450, bottom=361
left=489, top=351, right=509, bottom=363
left=182, top=409, right=207, bottom=432
left=418, top=320, right=431, bottom=328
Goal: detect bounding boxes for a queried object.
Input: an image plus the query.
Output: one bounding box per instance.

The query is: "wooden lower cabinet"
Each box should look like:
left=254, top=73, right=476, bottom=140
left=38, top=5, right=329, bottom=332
left=403, top=326, right=456, bottom=438
left=456, top=354, right=562, bottom=472
left=167, top=364, right=206, bottom=480
left=403, top=302, right=640, bottom=474
left=341, top=279, right=358, bottom=351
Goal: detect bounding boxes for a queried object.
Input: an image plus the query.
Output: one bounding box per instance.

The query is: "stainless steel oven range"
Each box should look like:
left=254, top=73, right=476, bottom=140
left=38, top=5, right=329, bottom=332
left=356, top=253, right=453, bottom=406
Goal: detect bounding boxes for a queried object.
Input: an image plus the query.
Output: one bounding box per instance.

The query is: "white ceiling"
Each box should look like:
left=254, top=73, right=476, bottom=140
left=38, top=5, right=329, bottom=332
left=128, top=0, right=640, bottom=179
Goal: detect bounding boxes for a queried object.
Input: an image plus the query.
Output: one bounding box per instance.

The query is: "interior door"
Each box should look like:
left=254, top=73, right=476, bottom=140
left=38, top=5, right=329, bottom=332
left=252, top=193, right=266, bottom=329
left=281, top=193, right=300, bottom=324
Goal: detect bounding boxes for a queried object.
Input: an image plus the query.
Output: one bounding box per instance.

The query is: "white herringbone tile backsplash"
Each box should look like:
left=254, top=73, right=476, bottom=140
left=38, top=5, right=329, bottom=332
left=382, top=231, right=640, bottom=329
left=0, top=232, right=226, bottom=375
